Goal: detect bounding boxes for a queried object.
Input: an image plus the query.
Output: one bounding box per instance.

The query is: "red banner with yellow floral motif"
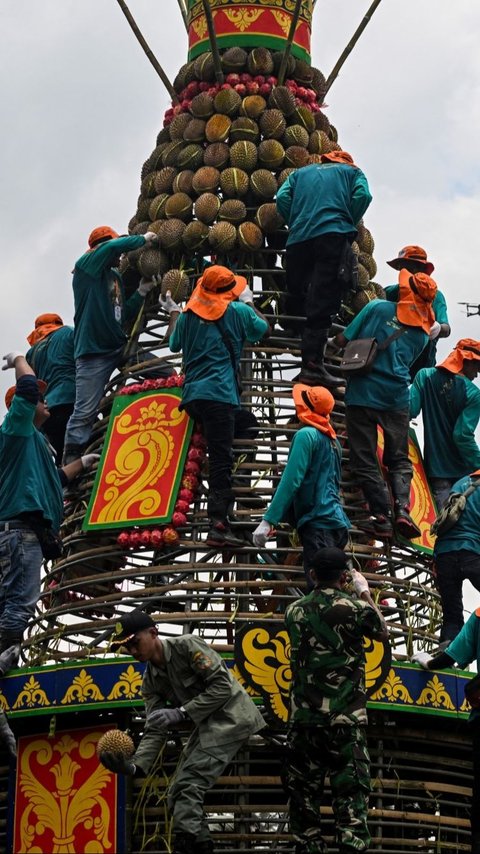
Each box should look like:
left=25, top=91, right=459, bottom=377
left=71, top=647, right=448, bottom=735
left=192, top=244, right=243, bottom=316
left=13, top=726, right=124, bottom=853
left=187, top=0, right=313, bottom=62
left=83, top=390, right=193, bottom=530
left=377, top=427, right=436, bottom=554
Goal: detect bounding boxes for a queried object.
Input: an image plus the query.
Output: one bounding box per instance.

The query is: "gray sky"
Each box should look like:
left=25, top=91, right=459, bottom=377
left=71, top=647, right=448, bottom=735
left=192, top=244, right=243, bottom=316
left=1, top=1, right=480, bottom=608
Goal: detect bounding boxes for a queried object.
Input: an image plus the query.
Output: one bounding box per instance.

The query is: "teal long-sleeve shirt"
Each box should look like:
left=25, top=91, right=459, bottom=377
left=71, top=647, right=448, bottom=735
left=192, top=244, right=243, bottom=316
left=444, top=610, right=480, bottom=721
left=26, top=326, right=75, bottom=408
left=276, top=162, right=372, bottom=246
left=410, top=367, right=480, bottom=479
left=73, top=235, right=146, bottom=359
left=264, top=426, right=350, bottom=531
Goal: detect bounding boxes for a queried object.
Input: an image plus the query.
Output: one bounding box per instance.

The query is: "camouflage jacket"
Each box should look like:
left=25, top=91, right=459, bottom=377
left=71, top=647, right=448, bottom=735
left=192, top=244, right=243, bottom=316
left=134, top=634, right=265, bottom=773
left=285, top=587, right=385, bottom=727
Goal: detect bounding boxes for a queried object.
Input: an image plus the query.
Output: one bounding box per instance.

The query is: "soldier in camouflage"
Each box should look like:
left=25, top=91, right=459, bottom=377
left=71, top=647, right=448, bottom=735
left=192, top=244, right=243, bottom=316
left=99, top=609, right=266, bottom=854
left=284, top=547, right=388, bottom=854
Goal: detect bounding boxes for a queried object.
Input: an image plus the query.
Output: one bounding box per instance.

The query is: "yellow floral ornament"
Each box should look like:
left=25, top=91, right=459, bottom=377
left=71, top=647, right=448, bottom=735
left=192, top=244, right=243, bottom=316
left=107, top=665, right=143, bottom=701
left=61, top=669, right=105, bottom=705
left=417, top=674, right=455, bottom=710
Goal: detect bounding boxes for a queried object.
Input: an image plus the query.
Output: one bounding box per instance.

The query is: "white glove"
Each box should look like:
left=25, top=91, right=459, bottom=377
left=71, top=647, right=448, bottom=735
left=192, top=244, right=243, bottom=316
left=81, top=453, right=101, bottom=470
left=2, top=351, right=24, bottom=370
left=137, top=277, right=156, bottom=297
left=159, top=290, right=181, bottom=314
left=350, top=569, right=369, bottom=596
left=253, top=519, right=273, bottom=548
left=428, top=321, right=441, bottom=341
left=143, top=231, right=158, bottom=243
left=238, top=285, right=254, bottom=304
left=327, top=336, right=342, bottom=353
left=411, top=651, right=432, bottom=670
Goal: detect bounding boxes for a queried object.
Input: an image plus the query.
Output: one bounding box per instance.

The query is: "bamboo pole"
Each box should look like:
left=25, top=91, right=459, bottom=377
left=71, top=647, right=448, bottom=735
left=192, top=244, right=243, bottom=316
left=277, top=0, right=303, bottom=86
left=115, top=0, right=179, bottom=103
left=201, top=0, right=224, bottom=84
left=324, top=0, right=384, bottom=93
left=176, top=0, right=188, bottom=31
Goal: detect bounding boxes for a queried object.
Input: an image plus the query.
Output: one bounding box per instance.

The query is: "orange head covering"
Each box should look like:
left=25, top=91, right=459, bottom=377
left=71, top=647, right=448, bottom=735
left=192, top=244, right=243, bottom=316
left=438, top=339, right=480, bottom=375
left=185, top=265, right=247, bottom=321
left=5, top=379, right=47, bottom=410
left=292, top=383, right=336, bottom=439
left=396, top=268, right=437, bottom=334
left=87, top=225, right=119, bottom=249
left=387, top=245, right=434, bottom=276
left=320, top=150, right=356, bottom=167
left=26, top=313, right=64, bottom=346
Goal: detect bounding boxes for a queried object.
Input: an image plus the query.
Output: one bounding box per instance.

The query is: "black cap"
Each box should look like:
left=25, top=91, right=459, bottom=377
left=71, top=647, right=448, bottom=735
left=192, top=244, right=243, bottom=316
left=310, top=547, right=348, bottom=573
left=111, top=609, right=155, bottom=649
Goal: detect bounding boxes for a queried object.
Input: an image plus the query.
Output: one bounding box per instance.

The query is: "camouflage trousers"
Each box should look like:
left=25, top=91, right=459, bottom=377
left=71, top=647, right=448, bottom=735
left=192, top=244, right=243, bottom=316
left=284, top=723, right=371, bottom=853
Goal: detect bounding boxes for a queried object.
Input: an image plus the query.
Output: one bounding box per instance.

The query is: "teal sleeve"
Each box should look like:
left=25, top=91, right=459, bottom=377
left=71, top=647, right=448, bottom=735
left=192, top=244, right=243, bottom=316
left=76, top=235, right=146, bottom=277
left=2, top=395, right=35, bottom=437
left=452, top=384, right=480, bottom=470
left=350, top=170, right=372, bottom=226
left=343, top=299, right=378, bottom=341
left=384, top=284, right=399, bottom=303
left=264, top=431, right=313, bottom=525
left=276, top=174, right=294, bottom=223
left=124, top=288, right=144, bottom=324
left=433, top=290, right=449, bottom=325
left=445, top=612, right=479, bottom=669
left=240, top=303, right=269, bottom=342
left=169, top=313, right=184, bottom=354
left=409, top=369, right=428, bottom=419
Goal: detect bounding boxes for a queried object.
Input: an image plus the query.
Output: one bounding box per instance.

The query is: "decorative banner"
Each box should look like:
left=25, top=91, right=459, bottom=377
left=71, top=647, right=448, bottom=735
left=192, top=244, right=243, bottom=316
left=187, top=0, right=313, bottom=62
left=83, top=390, right=193, bottom=531
left=13, top=726, right=124, bottom=853
left=377, top=427, right=437, bottom=555
left=234, top=621, right=391, bottom=722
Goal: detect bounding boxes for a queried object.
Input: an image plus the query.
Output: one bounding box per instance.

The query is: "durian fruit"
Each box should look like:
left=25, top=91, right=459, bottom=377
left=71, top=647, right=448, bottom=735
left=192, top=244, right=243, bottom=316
left=144, top=143, right=170, bottom=174
left=97, top=730, right=134, bottom=759
left=221, top=46, right=248, bottom=73
left=192, top=166, right=220, bottom=195
left=268, top=86, right=296, bottom=117
left=141, top=172, right=161, bottom=198
left=357, top=263, right=371, bottom=289
left=154, top=167, right=177, bottom=194
left=173, top=60, right=196, bottom=93
left=220, top=167, right=249, bottom=198
left=204, top=142, right=230, bottom=169
left=194, top=51, right=215, bottom=82
left=308, top=154, right=323, bottom=164
left=183, top=118, right=206, bottom=143
left=247, top=47, right=274, bottom=76
left=255, top=203, right=285, bottom=233
left=161, top=141, right=185, bottom=167
left=173, top=170, right=195, bottom=194
left=278, top=167, right=296, bottom=186
left=156, top=126, right=171, bottom=145
left=258, top=139, right=285, bottom=170
left=229, top=118, right=260, bottom=144
left=136, top=198, right=151, bottom=222
left=373, top=282, right=386, bottom=299
left=165, top=192, right=193, bottom=222
left=250, top=169, right=278, bottom=200
left=293, top=58, right=314, bottom=87
left=205, top=114, right=232, bottom=143
left=238, top=221, right=264, bottom=251
left=169, top=113, right=192, bottom=141
left=229, top=141, right=258, bottom=171
left=177, top=144, right=204, bottom=171
left=240, top=95, right=267, bottom=120
left=293, top=106, right=316, bottom=133
left=161, top=268, right=190, bottom=301
left=190, top=93, right=214, bottom=119
left=218, top=199, right=247, bottom=224
left=209, top=221, right=237, bottom=253
left=148, top=193, right=169, bottom=221
left=358, top=252, right=377, bottom=279
left=183, top=220, right=210, bottom=251
left=308, top=130, right=330, bottom=155
left=283, top=124, right=309, bottom=148
left=284, top=146, right=309, bottom=168
left=156, top=218, right=186, bottom=250
left=214, top=88, right=242, bottom=117
left=357, top=223, right=375, bottom=255
left=311, top=67, right=327, bottom=99
left=259, top=109, right=287, bottom=140
left=138, top=248, right=170, bottom=278
left=272, top=50, right=295, bottom=78
left=314, top=111, right=331, bottom=133
left=194, top=193, right=221, bottom=224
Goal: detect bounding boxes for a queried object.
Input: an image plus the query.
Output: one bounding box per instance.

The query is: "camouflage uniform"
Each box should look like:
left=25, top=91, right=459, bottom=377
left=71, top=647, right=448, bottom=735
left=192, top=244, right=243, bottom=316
left=133, top=635, right=265, bottom=842
left=284, top=587, right=385, bottom=853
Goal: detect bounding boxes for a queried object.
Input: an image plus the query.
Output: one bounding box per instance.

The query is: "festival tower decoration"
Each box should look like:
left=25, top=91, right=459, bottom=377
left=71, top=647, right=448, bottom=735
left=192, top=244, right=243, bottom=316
left=0, top=3, right=475, bottom=852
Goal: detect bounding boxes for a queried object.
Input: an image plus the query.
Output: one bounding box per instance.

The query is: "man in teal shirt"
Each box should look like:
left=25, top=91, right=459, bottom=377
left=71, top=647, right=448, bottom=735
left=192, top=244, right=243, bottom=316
left=253, top=383, right=350, bottom=586
left=333, top=270, right=437, bottom=539
left=410, top=339, right=480, bottom=507
left=276, top=151, right=372, bottom=387
left=62, top=226, right=159, bottom=463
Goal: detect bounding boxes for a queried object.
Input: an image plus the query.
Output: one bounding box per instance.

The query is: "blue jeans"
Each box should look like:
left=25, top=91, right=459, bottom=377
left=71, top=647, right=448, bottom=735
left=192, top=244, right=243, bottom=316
left=300, top=523, right=349, bottom=589
left=0, top=528, right=43, bottom=638
left=63, top=349, right=122, bottom=454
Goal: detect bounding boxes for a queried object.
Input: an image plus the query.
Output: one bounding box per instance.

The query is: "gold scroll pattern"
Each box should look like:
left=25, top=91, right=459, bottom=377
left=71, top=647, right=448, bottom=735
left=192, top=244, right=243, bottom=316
left=61, top=670, right=105, bottom=705
left=107, top=665, right=143, bottom=701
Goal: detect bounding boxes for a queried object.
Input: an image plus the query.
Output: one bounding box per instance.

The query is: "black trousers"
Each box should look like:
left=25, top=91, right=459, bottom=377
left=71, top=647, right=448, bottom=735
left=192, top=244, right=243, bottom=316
left=300, top=523, right=349, bottom=589
left=472, top=718, right=480, bottom=837
left=184, top=400, right=237, bottom=522
left=346, top=405, right=411, bottom=487
left=285, top=233, right=351, bottom=331
left=435, top=550, right=480, bottom=642
left=42, top=403, right=74, bottom=464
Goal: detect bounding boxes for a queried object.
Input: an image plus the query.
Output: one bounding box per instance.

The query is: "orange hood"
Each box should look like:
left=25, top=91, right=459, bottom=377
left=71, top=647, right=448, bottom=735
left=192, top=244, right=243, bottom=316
left=396, top=268, right=437, bottom=334
left=27, top=313, right=64, bottom=346
left=185, top=265, right=247, bottom=321
left=292, top=383, right=336, bottom=439
left=320, top=150, right=356, bottom=167
left=438, top=338, right=480, bottom=375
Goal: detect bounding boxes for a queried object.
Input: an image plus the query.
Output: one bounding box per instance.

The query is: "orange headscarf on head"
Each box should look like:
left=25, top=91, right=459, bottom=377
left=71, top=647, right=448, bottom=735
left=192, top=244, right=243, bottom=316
left=292, top=384, right=336, bottom=439
left=320, top=150, right=356, bottom=167
left=438, top=339, right=480, bottom=375
left=27, top=313, right=64, bottom=347
left=184, top=265, right=247, bottom=321
left=396, top=268, right=437, bottom=334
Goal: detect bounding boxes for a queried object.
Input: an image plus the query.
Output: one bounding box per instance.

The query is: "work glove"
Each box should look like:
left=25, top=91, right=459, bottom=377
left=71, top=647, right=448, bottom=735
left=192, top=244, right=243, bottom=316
left=238, top=285, right=254, bottom=304
left=137, top=276, right=157, bottom=297
left=0, top=711, right=16, bottom=760
left=350, top=569, right=369, bottom=597
left=2, top=352, right=24, bottom=370
left=143, top=231, right=158, bottom=243
left=146, top=707, right=186, bottom=728
left=428, top=321, right=441, bottom=341
left=0, top=644, right=20, bottom=678
left=327, top=337, right=342, bottom=353
left=411, top=651, right=432, bottom=670
left=81, top=453, right=101, bottom=470
left=159, top=290, right=181, bottom=314
left=98, top=750, right=136, bottom=775
left=252, top=519, right=273, bottom=548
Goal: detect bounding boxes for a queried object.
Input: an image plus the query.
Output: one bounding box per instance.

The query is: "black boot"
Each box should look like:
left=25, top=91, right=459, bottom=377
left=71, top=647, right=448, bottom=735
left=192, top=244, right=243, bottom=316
left=390, top=472, right=421, bottom=540
left=172, top=831, right=197, bottom=854
left=294, top=328, right=343, bottom=388
left=206, top=488, right=244, bottom=548
left=360, top=481, right=394, bottom=539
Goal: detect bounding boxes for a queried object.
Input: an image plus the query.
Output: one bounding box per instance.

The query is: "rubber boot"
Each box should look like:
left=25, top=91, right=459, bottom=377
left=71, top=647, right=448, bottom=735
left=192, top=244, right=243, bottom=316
left=62, top=444, right=86, bottom=466
left=206, top=488, right=244, bottom=548
left=294, top=328, right=343, bottom=388
left=172, top=831, right=196, bottom=854
left=390, top=472, right=421, bottom=540
left=360, top=481, right=394, bottom=539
